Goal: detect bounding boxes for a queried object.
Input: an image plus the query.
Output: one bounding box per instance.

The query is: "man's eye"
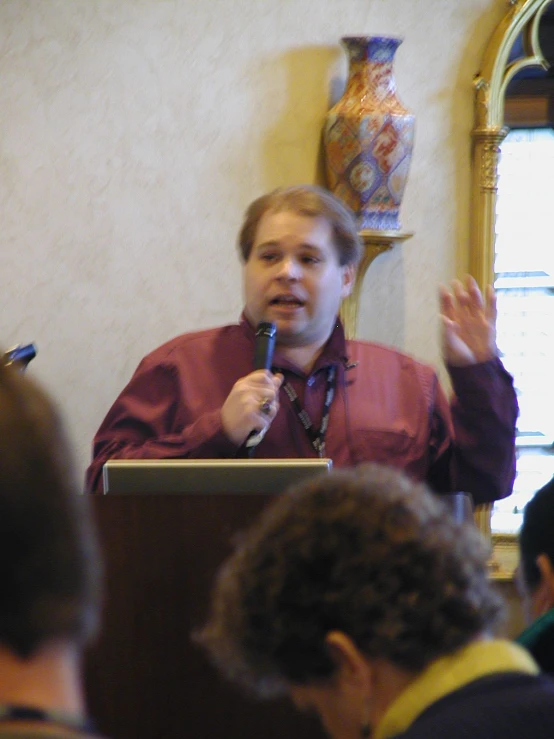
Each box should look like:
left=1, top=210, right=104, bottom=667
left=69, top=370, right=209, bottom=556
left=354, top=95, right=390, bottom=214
left=301, top=255, right=320, bottom=264
left=260, top=253, right=278, bottom=262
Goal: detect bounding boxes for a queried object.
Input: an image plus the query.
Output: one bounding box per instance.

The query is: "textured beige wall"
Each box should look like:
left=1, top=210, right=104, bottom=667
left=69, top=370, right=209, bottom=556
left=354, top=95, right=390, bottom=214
left=0, top=0, right=507, bottom=484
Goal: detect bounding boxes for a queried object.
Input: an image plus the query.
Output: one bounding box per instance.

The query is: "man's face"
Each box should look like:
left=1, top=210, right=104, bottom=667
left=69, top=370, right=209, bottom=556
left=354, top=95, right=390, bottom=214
left=514, top=561, right=536, bottom=625
left=515, top=554, right=554, bottom=625
left=243, top=209, right=355, bottom=349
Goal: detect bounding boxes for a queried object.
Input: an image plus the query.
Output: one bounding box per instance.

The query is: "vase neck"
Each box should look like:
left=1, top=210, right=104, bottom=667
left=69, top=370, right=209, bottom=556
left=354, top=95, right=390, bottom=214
left=341, top=36, right=401, bottom=101
left=341, top=35, right=402, bottom=64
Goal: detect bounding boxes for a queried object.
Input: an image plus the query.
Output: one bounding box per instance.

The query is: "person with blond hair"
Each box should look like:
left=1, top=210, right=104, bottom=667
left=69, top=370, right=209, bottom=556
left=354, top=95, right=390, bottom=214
left=86, top=184, right=517, bottom=505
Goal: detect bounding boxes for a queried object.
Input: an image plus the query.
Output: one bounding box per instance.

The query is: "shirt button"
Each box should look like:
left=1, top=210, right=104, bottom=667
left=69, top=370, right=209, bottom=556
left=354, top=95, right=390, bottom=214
left=307, top=376, right=315, bottom=387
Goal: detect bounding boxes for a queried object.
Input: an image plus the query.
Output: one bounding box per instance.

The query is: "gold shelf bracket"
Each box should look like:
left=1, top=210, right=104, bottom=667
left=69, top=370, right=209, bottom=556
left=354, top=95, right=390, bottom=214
left=340, top=230, right=414, bottom=339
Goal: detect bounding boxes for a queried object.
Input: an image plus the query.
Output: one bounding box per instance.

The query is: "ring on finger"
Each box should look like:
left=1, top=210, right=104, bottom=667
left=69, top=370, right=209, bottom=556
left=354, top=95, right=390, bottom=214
left=259, top=398, right=272, bottom=415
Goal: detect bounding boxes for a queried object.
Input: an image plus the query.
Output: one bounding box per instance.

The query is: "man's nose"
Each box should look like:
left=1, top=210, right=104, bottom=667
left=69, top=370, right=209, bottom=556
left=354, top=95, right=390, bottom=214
left=277, top=257, right=301, bottom=280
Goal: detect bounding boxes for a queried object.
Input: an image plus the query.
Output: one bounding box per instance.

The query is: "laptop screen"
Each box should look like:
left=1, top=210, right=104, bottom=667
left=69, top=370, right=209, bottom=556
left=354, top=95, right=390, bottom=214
left=102, top=458, right=333, bottom=495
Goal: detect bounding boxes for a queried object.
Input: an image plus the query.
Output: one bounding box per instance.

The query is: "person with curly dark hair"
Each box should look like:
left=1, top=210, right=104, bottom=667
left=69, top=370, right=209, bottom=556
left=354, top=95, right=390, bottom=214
left=515, top=475, right=554, bottom=675
left=198, top=464, right=554, bottom=739
left=0, top=361, right=105, bottom=738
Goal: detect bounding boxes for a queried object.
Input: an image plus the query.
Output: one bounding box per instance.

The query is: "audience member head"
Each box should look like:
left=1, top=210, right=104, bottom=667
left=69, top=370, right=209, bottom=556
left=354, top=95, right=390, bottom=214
left=518, top=476, right=554, bottom=623
left=237, top=185, right=363, bottom=267
left=198, top=464, right=503, bottom=724
left=0, top=361, right=102, bottom=659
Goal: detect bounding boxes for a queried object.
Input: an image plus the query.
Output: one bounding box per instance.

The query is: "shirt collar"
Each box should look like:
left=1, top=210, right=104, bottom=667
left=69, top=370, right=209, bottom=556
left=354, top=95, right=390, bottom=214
left=517, top=606, right=554, bottom=650
left=239, top=314, right=349, bottom=374
left=374, top=640, right=538, bottom=739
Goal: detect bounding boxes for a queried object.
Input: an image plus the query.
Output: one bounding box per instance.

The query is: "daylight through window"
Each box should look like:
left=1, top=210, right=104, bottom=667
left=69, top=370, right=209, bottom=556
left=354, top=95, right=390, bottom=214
left=492, top=127, right=554, bottom=533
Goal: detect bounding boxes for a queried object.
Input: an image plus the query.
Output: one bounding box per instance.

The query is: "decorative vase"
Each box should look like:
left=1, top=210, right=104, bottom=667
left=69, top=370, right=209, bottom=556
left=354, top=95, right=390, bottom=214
left=323, top=36, right=415, bottom=231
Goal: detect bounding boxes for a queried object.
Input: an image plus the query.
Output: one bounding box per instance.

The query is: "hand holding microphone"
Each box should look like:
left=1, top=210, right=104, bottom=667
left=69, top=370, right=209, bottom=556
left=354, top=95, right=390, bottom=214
left=221, top=322, right=282, bottom=447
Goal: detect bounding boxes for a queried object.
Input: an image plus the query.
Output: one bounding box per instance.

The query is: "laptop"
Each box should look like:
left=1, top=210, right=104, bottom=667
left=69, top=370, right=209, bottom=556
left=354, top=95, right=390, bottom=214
left=102, top=458, right=333, bottom=495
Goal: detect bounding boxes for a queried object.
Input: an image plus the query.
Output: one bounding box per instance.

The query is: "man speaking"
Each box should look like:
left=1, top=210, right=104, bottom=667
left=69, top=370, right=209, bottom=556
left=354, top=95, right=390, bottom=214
left=86, top=185, right=517, bottom=504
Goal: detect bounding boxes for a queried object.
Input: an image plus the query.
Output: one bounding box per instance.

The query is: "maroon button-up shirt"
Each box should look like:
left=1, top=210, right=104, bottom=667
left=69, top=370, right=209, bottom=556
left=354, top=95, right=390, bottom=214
left=86, top=319, right=517, bottom=504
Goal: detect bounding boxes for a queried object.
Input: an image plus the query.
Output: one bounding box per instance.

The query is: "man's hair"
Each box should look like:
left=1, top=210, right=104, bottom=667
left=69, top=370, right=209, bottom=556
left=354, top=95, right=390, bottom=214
left=237, top=185, right=363, bottom=266
left=0, top=362, right=102, bottom=658
left=519, top=476, right=554, bottom=590
left=197, top=464, right=503, bottom=697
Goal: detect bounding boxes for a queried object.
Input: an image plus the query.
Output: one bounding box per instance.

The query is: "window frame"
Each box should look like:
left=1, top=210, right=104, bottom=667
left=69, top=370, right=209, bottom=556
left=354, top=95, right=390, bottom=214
left=468, top=0, right=553, bottom=578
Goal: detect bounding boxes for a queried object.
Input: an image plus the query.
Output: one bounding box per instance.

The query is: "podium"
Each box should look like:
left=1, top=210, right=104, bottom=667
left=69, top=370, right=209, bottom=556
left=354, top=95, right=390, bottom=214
left=84, top=493, right=326, bottom=739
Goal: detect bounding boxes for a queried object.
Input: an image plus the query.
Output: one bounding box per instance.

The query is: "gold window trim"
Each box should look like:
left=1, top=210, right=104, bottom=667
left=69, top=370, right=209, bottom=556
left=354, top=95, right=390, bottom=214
left=469, top=0, right=552, bottom=577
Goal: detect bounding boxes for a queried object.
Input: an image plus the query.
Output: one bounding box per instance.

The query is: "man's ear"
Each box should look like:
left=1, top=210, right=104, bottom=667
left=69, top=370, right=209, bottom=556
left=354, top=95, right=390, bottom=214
left=325, top=631, right=371, bottom=689
left=341, top=264, right=356, bottom=300
left=534, top=554, right=554, bottom=615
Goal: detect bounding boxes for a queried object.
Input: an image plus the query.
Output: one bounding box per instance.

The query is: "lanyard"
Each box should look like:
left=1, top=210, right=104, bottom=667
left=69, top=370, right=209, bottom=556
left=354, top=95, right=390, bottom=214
left=0, top=704, right=95, bottom=734
left=278, top=365, right=337, bottom=458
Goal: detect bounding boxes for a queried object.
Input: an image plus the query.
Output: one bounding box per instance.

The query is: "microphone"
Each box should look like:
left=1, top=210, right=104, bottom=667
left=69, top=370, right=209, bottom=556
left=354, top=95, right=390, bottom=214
left=2, top=343, right=37, bottom=372
left=245, top=321, right=277, bottom=451
left=253, top=321, right=277, bottom=370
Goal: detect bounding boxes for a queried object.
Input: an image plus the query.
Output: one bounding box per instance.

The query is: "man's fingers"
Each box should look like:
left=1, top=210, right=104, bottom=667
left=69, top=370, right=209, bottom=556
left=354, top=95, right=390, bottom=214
left=444, top=276, right=488, bottom=317
left=452, top=279, right=474, bottom=313
left=485, top=285, right=497, bottom=323
left=464, top=275, right=485, bottom=311
left=439, top=285, right=456, bottom=322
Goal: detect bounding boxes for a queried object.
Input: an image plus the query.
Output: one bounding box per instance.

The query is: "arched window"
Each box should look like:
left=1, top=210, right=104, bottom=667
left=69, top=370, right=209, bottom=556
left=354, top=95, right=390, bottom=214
left=469, top=0, right=554, bottom=573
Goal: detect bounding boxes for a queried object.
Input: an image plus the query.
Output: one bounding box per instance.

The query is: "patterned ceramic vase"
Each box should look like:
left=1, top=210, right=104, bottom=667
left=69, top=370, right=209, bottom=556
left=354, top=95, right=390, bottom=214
left=323, top=36, right=415, bottom=231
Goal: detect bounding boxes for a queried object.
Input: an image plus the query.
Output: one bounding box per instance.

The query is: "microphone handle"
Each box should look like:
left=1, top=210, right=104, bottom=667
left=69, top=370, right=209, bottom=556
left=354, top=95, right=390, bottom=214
left=253, top=322, right=276, bottom=370
left=245, top=321, right=277, bottom=453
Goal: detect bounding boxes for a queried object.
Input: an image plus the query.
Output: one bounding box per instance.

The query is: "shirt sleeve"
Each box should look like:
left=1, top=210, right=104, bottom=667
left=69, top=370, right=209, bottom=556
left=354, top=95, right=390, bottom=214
left=85, top=359, right=238, bottom=493
left=426, top=357, right=518, bottom=505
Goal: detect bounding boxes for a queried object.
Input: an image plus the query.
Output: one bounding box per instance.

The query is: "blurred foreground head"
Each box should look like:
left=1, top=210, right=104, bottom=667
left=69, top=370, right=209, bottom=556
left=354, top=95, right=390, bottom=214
left=518, top=475, right=554, bottom=621
left=0, top=361, right=101, bottom=658
left=198, top=463, right=503, bottom=698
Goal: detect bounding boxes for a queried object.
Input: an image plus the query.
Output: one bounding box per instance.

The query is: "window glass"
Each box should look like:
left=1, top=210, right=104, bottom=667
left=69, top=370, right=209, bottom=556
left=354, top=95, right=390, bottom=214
left=492, top=127, right=554, bottom=533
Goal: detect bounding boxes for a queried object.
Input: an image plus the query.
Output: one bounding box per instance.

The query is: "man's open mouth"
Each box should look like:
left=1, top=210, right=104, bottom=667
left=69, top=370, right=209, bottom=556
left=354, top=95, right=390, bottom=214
left=269, top=295, right=305, bottom=307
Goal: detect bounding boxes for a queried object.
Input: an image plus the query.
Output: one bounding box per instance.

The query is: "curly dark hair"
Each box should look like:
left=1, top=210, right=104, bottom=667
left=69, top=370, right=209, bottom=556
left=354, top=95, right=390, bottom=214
left=197, top=464, right=504, bottom=697
left=237, top=185, right=362, bottom=266
left=519, top=475, right=554, bottom=590
left=0, top=362, right=102, bottom=658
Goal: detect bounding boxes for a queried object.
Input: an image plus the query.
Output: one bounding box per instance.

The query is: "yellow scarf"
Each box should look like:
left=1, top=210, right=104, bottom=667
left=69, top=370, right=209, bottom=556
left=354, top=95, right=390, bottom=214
left=374, top=640, right=538, bottom=739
